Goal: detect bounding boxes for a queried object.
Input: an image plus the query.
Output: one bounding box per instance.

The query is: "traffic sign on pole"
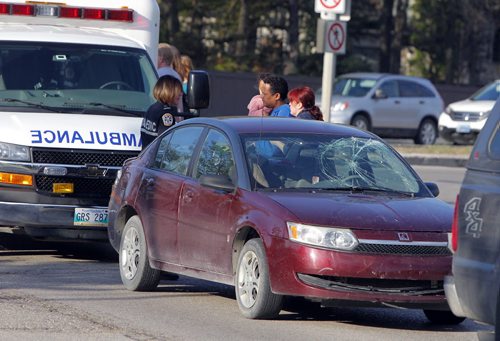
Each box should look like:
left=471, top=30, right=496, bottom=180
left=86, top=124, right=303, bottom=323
left=315, top=0, right=348, bottom=15
left=324, top=21, right=347, bottom=54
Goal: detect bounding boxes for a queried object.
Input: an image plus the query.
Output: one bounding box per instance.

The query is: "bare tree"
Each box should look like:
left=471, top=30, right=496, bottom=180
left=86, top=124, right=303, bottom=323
left=390, top=0, right=409, bottom=73
left=378, top=0, right=394, bottom=72
left=284, top=0, right=299, bottom=75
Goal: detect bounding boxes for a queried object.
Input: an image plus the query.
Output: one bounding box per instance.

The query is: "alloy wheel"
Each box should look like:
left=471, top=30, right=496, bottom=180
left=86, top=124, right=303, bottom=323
left=121, top=226, right=140, bottom=280
left=237, top=250, right=260, bottom=308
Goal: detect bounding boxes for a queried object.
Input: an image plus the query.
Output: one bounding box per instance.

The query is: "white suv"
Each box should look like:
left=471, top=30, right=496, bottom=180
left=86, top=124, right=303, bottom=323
left=438, top=80, right=500, bottom=145
left=317, top=73, right=444, bottom=144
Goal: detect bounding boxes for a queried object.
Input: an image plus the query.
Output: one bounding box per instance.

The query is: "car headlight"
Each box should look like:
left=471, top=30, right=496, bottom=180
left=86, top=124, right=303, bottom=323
left=332, top=101, right=349, bottom=112
left=113, top=169, right=122, bottom=186
left=445, top=106, right=454, bottom=115
left=287, top=222, right=358, bottom=251
left=479, top=110, right=491, bottom=120
left=0, top=143, right=30, bottom=161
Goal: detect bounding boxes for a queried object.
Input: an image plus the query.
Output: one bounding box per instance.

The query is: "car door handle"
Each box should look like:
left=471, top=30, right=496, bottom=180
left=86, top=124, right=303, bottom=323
left=394, top=100, right=400, bottom=104
left=419, top=100, right=425, bottom=104
left=143, top=177, right=155, bottom=188
left=182, top=190, right=194, bottom=203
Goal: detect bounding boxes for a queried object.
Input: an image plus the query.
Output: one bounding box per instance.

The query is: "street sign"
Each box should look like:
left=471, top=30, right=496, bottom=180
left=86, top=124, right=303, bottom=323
left=324, top=20, right=347, bottom=54
left=315, top=0, right=348, bottom=14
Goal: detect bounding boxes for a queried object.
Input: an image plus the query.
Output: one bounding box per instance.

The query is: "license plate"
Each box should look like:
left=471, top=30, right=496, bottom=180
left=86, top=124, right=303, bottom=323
left=457, top=124, right=471, bottom=133
left=74, top=208, right=108, bottom=227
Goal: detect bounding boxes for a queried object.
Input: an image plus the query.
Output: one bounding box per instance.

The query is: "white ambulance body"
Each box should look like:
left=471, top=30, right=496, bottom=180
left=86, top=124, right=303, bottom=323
left=0, top=0, right=160, bottom=239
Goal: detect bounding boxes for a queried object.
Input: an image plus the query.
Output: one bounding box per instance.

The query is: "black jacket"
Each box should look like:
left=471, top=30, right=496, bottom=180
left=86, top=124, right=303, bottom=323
left=141, top=101, right=178, bottom=149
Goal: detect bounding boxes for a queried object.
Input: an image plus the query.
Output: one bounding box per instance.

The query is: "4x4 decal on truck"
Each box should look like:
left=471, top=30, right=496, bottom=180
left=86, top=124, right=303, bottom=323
left=464, top=197, right=483, bottom=238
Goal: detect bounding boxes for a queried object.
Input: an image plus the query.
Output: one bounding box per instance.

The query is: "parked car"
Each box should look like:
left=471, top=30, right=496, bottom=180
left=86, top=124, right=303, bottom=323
left=444, top=98, right=500, bottom=335
left=316, top=73, right=444, bottom=145
left=108, top=116, right=463, bottom=322
left=439, top=79, right=500, bottom=145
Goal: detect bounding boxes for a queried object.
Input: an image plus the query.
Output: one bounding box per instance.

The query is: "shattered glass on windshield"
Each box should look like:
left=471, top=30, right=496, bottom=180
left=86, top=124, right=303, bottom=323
left=243, top=134, right=422, bottom=195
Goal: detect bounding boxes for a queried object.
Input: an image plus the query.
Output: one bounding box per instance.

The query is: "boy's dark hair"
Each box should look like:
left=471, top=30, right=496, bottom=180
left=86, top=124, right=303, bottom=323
left=258, top=72, right=271, bottom=82
left=262, top=74, right=288, bottom=101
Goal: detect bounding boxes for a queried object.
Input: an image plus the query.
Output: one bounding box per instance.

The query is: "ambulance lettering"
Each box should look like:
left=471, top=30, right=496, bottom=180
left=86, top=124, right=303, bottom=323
left=30, top=130, right=141, bottom=147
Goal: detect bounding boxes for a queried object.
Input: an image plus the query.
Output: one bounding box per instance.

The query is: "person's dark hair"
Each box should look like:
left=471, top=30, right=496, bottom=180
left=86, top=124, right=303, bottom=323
left=258, top=72, right=271, bottom=82
left=288, top=86, right=323, bottom=121
left=262, top=75, right=288, bottom=101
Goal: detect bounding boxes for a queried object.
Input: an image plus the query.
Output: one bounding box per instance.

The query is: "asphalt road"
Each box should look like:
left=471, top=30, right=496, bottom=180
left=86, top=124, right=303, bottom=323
left=412, top=165, right=466, bottom=204
left=0, top=165, right=493, bottom=341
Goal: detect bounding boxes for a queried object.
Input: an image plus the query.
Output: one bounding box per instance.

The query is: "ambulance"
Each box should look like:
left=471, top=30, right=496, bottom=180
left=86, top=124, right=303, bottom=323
left=0, top=0, right=208, bottom=240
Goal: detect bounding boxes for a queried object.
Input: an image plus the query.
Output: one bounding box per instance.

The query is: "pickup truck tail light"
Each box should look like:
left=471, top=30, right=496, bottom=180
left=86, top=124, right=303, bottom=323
left=451, top=195, right=459, bottom=252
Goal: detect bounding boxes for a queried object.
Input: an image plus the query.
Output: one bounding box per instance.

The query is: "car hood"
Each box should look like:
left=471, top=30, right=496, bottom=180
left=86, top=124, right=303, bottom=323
left=449, top=99, right=495, bottom=112
left=266, top=192, right=451, bottom=232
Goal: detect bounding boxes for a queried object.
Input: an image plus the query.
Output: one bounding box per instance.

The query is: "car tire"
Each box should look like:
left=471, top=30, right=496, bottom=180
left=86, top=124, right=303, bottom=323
left=423, top=309, right=466, bottom=324
left=119, top=215, right=161, bottom=291
left=414, top=118, right=437, bottom=145
left=235, top=238, right=283, bottom=319
left=351, top=114, right=370, bottom=131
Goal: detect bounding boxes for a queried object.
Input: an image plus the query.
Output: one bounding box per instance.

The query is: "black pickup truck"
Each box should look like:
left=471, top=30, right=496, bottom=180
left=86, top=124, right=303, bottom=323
left=445, top=97, right=500, bottom=337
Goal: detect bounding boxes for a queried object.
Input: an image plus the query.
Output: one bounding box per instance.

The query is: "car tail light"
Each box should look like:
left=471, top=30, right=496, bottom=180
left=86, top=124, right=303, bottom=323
left=0, top=3, right=133, bottom=22
left=451, top=195, right=459, bottom=252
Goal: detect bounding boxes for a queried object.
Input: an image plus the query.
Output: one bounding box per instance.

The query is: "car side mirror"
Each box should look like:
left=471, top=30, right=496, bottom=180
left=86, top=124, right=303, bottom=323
left=199, top=174, right=235, bottom=192
left=373, top=89, right=387, bottom=99
left=425, top=182, right=440, bottom=197
left=187, top=70, right=210, bottom=112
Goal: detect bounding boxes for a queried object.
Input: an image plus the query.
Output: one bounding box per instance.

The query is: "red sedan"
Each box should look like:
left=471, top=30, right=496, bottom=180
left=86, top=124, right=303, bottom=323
left=108, top=116, right=463, bottom=323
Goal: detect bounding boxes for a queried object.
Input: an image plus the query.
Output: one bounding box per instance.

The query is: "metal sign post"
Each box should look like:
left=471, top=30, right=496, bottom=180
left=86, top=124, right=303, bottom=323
left=321, top=50, right=336, bottom=123
left=315, top=0, right=350, bottom=123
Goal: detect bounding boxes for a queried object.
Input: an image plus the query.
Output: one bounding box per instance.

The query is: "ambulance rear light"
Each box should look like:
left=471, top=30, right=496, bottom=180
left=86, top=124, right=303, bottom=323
left=58, top=7, right=81, bottom=19
left=12, top=3, right=34, bottom=16
left=0, top=2, right=133, bottom=22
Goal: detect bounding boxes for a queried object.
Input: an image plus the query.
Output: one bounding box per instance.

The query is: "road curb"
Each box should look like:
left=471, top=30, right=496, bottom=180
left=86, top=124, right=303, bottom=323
left=402, top=154, right=469, bottom=168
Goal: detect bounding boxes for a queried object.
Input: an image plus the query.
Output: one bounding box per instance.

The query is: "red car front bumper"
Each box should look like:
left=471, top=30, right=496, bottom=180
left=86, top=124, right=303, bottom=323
left=267, top=236, right=450, bottom=309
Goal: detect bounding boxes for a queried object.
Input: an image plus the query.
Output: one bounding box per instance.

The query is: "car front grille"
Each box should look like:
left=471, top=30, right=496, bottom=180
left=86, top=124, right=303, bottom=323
left=32, top=148, right=138, bottom=166
left=354, top=243, right=451, bottom=256
left=31, top=148, right=137, bottom=199
left=450, top=111, right=482, bottom=122
left=35, top=176, right=115, bottom=199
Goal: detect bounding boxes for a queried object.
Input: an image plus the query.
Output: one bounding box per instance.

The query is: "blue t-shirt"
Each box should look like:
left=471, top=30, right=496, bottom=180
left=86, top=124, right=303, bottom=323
left=271, top=104, right=292, bottom=117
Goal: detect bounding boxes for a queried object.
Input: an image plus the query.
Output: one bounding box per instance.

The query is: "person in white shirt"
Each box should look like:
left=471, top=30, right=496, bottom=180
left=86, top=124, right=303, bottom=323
left=157, top=43, right=181, bottom=81
left=157, top=43, right=183, bottom=112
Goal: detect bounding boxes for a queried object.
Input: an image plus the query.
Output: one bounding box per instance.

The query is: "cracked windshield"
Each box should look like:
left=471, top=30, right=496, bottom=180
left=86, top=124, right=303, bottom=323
left=0, top=42, right=157, bottom=116
left=244, top=134, right=421, bottom=195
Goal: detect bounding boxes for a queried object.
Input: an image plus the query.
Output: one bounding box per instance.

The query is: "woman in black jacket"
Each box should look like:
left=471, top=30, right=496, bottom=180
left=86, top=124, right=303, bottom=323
left=288, top=86, right=323, bottom=121
left=141, top=75, right=183, bottom=149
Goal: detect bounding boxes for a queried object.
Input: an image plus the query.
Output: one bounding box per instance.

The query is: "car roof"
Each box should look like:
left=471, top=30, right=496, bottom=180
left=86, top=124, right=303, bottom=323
left=468, top=97, right=500, bottom=171
left=176, top=116, right=378, bottom=139
left=0, top=24, right=143, bottom=49
left=339, top=72, right=431, bottom=83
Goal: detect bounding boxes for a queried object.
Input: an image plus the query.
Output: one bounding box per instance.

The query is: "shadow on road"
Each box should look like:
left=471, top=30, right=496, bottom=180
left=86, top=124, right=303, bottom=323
left=0, top=230, right=117, bottom=262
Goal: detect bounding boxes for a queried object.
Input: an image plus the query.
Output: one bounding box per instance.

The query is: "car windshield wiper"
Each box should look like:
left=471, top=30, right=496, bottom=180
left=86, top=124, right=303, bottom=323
left=317, top=187, right=415, bottom=197
left=0, top=98, right=63, bottom=113
left=87, top=102, right=142, bottom=117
